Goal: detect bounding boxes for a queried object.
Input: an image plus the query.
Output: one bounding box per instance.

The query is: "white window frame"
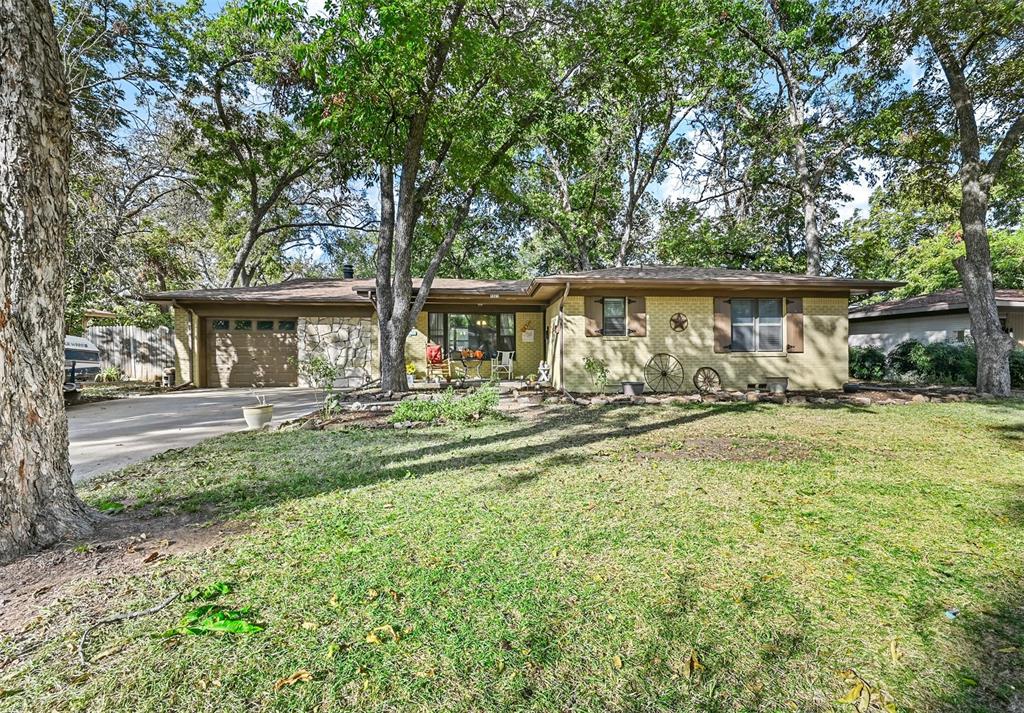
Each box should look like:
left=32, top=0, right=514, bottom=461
left=602, top=297, right=627, bottom=336
left=731, top=298, right=784, bottom=353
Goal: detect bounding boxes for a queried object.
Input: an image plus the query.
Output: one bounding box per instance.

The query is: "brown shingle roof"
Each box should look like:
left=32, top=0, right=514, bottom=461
left=849, top=288, right=1024, bottom=319
left=536, top=265, right=901, bottom=292
left=146, top=278, right=374, bottom=304
left=147, top=265, right=901, bottom=305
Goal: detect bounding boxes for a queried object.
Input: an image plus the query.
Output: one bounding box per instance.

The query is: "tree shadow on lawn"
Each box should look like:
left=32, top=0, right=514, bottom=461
left=51, top=401, right=1024, bottom=710
left=109, top=402, right=763, bottom=520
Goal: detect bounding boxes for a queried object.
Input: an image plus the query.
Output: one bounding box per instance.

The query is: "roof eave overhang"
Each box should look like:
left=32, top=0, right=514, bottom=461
left=850, top=297, right=1024, bottom=320
left=529, top=277, right=903, bottom=295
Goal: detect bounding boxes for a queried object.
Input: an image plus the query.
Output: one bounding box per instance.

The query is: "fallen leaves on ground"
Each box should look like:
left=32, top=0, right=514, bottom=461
left=273, top=670, right=313, bottom=692
left=835, top=669, right=896, bottom=712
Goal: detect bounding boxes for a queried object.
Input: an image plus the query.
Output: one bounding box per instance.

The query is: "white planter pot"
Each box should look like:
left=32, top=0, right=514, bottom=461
left=407, top=374, right=415, bottom=387
left=242, top=404, right=274, bottom=430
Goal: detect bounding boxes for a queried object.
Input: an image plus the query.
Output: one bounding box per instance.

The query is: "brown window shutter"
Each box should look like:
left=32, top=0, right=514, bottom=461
left=584, top=296, right=602, bottom=336
left=627, top=296, right=646, bottom=337
left=786, top=297, right=804, bottom=353
left=713, top=297, right=731, bottom=353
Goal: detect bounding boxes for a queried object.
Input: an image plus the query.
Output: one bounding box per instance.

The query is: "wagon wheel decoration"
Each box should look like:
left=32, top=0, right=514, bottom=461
left=669, top=312, right=689, bottom=332
left=693, top=366, right=722, bottom=394
left=644, top=353, right=685, bottom=393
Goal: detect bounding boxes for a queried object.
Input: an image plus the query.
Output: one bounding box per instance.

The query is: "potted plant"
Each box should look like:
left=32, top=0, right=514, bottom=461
left=621, top=380, right=645, bottom=396
left=406, top=362, right=417, bottom=387
left=242, top=389, right=274, bottom=430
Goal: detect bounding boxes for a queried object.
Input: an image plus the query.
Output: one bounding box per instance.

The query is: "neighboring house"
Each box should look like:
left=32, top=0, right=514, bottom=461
left=849, top=288, right=1024, bottom=353
left=146, top=266, right=898, bottom=392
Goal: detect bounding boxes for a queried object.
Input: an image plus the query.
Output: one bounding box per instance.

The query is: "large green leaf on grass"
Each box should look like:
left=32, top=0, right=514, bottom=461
left=160, top=605, right=263, bottom=637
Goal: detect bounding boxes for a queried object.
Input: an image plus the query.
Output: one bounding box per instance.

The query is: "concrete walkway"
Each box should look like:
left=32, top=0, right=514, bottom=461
left=68, top=387, right=320, bottom=483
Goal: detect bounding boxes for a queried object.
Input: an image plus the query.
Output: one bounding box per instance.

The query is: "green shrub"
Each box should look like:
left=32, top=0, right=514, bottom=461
left=920, top=342, right=976, bottom=384
left=1010, top=350, right=1024, bottom=389
left=95, top=366, right=122, bottom=383
left=849, top=346, right=887, bottom=380
left=582, top=356, right=608, bottom=390
left=886, top=340, right=927, bottom=377
left=885, top=339, right=980, bottom=385
left=390, top=387, right=499, bottom=424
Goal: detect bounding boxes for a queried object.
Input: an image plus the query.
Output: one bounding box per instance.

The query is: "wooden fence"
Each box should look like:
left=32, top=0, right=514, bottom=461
left=85, top=325, right=175, bottom=382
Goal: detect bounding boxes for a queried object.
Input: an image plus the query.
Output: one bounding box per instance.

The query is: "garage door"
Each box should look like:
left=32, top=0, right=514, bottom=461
left=206, top=318, right=299, bottom=388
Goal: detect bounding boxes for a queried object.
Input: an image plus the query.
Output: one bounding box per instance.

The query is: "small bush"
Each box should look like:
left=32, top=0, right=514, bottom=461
left=95, top=366, right=122, bottom=383
left=886, top=340, right=927, bottom=377
left=884, top=339, right=980, bottom=385
left=920, top=342, right=976, bottom=384
left=849, top=346, right=887, bottom=380
left=390, top=387, right=499, bottom=424
left=582, top=357, right=608, bottom=390
left=1010, top=350, right=1024, bottom=389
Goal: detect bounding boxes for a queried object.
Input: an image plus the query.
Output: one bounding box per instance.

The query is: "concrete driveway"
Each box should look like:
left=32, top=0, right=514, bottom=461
left=68, top=387, right=320, bottom=483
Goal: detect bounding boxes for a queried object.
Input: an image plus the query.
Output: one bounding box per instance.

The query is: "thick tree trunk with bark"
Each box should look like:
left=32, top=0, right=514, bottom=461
left=929, top=34, right=1023, bottom=396
left=1, top=0, right=94, bottom=563
left=956, top=174, right=1014, bottom=395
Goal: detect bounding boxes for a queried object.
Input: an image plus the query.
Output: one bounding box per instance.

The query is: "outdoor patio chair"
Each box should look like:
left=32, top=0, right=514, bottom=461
left=425, top=343, right=453, bottom=381
left=491, top=350, right=515, bottom=380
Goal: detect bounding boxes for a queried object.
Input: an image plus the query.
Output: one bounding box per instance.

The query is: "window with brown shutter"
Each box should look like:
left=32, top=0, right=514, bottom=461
left=602, top=297, right=627, bottom=336
left=786, top=298, right=804, bottom=353
left=627, top=297, right=646, bottom=336
left=713, top=298, right=731, bottom=352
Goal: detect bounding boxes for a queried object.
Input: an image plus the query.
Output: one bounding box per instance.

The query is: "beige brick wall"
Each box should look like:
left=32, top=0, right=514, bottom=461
left=405, top=310, right=545, bottom=381
left=560, top=295, right=849, bottom=392
left=546, top=300, right=562, bottom=387
left=171, top=307, right=195, bottom=384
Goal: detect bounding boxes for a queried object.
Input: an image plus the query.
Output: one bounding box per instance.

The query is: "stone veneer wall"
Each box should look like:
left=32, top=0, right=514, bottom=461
left=298, top=316, right=378, bottom=388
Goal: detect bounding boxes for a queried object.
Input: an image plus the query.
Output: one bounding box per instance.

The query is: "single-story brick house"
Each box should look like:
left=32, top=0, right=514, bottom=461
left=148, top=266, right=898, bottom=392
left=849, top=288, right=1024, bottom=353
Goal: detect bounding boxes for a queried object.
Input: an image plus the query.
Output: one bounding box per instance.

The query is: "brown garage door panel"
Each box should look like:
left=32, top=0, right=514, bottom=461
left=206, top=321, right=298, bottom=388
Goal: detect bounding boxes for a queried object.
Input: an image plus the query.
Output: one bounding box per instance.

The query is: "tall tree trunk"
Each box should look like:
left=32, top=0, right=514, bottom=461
left=956, top=172, right=1014, bottom=395
left=1, top=0, right=94, bottom=563
left=929, top=34, right=1021, bottom=396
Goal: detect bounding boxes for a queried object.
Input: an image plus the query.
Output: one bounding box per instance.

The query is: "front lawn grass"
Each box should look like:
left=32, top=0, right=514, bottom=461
left=3, top=400, right=1024, bottom=712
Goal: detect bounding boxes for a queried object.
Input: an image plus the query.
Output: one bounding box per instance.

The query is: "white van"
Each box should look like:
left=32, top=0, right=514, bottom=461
left=65, top=335, right=101, bottom=383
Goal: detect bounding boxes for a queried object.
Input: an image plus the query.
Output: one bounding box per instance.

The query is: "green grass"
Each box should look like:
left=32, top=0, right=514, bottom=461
left=4, top=401, right=1024, bottom=712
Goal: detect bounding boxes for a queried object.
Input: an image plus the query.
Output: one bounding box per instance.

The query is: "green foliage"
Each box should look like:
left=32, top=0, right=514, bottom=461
left=848, top=346, right=886, bottom=381
left=1011, top=350, right=1024, bottom=388
left=886, top=340, right=927, bottom=377
left=582, top=357, right=608, bottom=390
left=160, top=605, right=263, bottom=637
left=884, top=340, right=1001, bottom=387
left=183, top=582, right=234, bottom=602
left=390, top=387, right=499, bottom=424
left=93, top=499, right=126, bottom=514
left=292, top=352, right=340, bottom=415
left=95, top=366, right=123, bottom=383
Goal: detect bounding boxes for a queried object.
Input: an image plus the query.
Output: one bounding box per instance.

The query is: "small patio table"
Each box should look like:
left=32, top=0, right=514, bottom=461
left=457, top=356, right=485, bottom=379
